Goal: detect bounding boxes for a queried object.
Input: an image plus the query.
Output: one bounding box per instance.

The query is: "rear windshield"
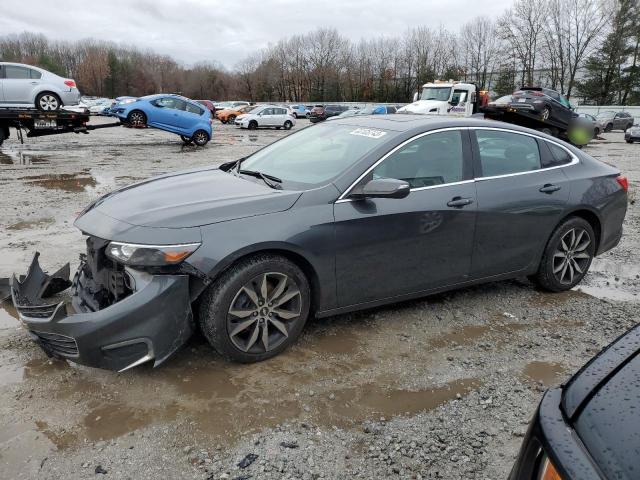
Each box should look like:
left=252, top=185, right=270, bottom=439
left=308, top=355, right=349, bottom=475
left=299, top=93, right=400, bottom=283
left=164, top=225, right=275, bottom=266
left=239, top=123, right=394, bottom=189
left=574, top=354, right=640, bottom=479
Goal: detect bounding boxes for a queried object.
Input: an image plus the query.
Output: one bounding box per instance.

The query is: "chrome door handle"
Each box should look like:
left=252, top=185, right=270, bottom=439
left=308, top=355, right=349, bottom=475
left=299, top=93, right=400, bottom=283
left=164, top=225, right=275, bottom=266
left=447, top=196, right=474, bottom=208
left=539, top=184, right=561, bottom=193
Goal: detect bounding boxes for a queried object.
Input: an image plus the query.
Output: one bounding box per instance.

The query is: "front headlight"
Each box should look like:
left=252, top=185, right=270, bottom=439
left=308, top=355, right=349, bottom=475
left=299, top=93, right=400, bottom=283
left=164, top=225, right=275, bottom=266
left=537, top=454, right=563, bottom=480
left=105, top=242, right=201, bottom=266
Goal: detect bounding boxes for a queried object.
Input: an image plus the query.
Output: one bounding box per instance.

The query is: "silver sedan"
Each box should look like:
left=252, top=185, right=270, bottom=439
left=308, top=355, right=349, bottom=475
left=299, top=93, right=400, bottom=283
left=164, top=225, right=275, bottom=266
left=0, top=62, right=81, bottom=111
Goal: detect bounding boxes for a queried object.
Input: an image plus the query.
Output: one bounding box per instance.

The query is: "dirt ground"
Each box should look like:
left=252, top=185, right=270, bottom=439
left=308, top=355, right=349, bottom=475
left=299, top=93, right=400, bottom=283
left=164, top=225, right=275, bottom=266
left=0, top=118, right=638, bottom=479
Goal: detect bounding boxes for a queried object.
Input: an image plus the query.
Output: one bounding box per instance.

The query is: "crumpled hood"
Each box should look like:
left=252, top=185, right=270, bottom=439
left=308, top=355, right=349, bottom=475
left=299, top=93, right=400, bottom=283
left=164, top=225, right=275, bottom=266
left=398, top=100, right=448, bottom=114
left=77, top=167, right=302, bottom=229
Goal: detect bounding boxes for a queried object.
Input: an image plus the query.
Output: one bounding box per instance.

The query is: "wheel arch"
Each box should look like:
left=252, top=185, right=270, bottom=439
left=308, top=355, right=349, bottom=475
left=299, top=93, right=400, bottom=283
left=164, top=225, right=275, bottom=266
left=204, top=243, right=323, bottom=315
left=557, top=208, right=602, bottom=254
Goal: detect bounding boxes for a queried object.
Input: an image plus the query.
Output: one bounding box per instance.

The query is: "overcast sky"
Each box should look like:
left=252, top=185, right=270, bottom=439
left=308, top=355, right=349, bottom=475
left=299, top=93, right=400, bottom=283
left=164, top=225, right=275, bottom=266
left=1, top=0, right=512, bottom=69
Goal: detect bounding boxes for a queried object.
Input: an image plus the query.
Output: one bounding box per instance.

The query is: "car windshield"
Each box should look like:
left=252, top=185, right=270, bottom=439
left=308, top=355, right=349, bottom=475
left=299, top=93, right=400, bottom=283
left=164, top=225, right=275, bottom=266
left=239, top=124, right=393, bottom=189
left=596, top=111, right=616, bottom=119
left=420, top=87, right=451, bottom=101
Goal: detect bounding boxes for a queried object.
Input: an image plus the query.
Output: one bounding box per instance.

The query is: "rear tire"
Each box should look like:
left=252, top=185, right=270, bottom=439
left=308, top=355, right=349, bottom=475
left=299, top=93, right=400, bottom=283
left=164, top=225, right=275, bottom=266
left=227, top=115, right=236, bottom=124
left=127, top=110, right=147, bottom=127
left=626, top=139, right=633, bottom=144
left=36, top=92, right=61, bottom=111
left=541, top=107, right=551, bottom=121
left=192, top=129, right=210, bottom=146
left=531, top=217, right=596, bottom=292
left=199, top=254, right=311, bottom=363
left=284, top=120, right=293, bottom=130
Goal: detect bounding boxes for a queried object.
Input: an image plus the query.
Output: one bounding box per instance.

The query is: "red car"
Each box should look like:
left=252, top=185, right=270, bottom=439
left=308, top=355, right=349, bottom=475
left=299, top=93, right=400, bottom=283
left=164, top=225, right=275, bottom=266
left=196, top=100, right=216, bottom=115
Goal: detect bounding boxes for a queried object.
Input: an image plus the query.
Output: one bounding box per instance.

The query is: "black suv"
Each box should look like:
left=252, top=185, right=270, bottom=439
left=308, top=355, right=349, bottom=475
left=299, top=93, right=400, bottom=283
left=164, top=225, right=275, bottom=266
left=309, top=104, right=349, bottom=123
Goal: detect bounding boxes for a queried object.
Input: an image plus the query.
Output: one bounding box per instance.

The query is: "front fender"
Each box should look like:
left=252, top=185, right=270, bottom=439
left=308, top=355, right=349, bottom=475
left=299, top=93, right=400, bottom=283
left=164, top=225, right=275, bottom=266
left=187, top=205, right=337, bottom=311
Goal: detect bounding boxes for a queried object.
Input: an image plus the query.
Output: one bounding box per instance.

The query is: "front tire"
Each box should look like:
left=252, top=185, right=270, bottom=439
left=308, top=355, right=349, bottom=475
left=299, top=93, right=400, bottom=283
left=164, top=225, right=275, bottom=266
left=199, top=254, right=311, bottom=363
left=248, top=120, right=258, bottom=130
left=532, top=217, right=595, bottom=292
left=36, top=92, right=61, bottom=111
left=192, top=129, right=210, bottom=146
left=127, top=110, right=147, bottom=127
left=605, top=123, right=613, bottom=132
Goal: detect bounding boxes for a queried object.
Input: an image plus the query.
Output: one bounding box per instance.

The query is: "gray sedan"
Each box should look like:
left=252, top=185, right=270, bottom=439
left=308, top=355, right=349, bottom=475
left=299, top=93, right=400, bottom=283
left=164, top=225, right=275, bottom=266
left=11, top=116, right=628, bottom=371
left=0, top=62, right=81, bottom=111
left=595, top=110, right=635, bottom=132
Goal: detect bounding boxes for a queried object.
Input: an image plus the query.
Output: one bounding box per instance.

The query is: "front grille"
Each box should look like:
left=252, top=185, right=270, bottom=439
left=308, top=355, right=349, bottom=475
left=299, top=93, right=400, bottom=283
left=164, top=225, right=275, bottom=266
left=31, top=330, right=79, bottom=357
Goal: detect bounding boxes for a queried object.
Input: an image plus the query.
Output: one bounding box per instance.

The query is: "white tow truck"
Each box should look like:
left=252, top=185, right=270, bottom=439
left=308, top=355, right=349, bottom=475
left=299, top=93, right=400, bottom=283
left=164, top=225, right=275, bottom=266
left=398, top=80, right=485, bottom=117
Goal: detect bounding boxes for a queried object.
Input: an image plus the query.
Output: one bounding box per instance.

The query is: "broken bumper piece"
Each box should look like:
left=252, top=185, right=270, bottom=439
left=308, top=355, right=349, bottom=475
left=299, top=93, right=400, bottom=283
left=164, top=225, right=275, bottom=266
left=11, top=253, right=194, bottom=372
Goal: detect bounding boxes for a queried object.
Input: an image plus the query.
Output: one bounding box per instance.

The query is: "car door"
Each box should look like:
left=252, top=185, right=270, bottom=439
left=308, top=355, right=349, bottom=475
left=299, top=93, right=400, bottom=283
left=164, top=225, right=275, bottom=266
left=261, top=108, right=276, bottom=126
left=2, top=65, right=33, bottom=104
left=180, top=101, right=204, bottom=132
left=276, top=107, right=288, bottom=125
left=148, top=97, right=182, bottom=131
left=470, top=128, right=571, bottom=279
left=334, top=129, right=477, bottom=307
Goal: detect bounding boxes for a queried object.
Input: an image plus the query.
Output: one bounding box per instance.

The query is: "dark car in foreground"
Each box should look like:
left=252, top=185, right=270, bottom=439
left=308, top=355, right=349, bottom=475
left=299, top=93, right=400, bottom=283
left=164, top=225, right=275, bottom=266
left=10, top=116, right=628, bottom=371
left=510, top=87, right=576, bottom=127
left=510, top=323, right=640, bottom=480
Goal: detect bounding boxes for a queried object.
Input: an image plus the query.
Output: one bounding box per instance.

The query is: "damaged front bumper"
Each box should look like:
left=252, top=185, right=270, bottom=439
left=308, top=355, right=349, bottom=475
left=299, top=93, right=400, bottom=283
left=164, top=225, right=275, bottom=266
left=11, top=249, right=196, bottom=372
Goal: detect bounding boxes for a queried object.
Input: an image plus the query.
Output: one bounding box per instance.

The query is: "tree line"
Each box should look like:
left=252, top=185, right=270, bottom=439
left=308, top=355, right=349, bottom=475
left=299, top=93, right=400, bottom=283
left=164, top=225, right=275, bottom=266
left=1, top=0, right=638, bottom=105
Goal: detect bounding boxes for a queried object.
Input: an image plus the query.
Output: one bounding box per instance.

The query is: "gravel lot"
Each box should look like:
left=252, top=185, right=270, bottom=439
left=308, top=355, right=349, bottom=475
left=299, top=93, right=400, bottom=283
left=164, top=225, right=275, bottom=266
left=0, top=118, right=638, bottom=479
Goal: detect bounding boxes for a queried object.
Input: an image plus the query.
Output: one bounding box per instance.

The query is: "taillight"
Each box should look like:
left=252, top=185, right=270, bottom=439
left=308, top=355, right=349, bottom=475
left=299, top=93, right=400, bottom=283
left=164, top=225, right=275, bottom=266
left=616, top=175, right=628, bottom=192
left=64, top=79, right=76, bottom=88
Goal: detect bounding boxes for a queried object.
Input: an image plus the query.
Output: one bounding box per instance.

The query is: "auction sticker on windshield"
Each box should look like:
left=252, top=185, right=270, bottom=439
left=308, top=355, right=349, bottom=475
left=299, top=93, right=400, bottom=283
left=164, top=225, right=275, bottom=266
left=349, top=128, right=387, bottom=139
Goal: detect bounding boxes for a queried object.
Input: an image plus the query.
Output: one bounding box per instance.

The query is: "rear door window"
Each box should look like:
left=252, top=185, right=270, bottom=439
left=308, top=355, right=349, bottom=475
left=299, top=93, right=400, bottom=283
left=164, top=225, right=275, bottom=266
left=543, top=142, right=573, bottom=167
left=475, top=130, right=541, bottom=177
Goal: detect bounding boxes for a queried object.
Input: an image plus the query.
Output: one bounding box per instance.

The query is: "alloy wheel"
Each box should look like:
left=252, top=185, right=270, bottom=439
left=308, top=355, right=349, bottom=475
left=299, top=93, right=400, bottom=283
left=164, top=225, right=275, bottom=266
left=541, top=107, right=550, bottom=121
left=129, top=111, right=145, bottom=127
left=39, top=94, right=59, bottom=111
left=226, top=272, right=302, bottom=353
left=553, top=228, right=592, bottom=284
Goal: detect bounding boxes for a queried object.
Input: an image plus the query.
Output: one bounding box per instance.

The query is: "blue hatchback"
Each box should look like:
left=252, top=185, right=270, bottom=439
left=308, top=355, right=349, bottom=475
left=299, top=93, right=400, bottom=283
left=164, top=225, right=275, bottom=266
left=113, top=94, right=213, bottom=146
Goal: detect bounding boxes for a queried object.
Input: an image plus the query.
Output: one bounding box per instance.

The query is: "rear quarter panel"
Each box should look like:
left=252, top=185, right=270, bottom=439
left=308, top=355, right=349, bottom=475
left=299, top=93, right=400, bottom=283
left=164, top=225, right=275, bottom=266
left=563, top=153, right=627, bottom=254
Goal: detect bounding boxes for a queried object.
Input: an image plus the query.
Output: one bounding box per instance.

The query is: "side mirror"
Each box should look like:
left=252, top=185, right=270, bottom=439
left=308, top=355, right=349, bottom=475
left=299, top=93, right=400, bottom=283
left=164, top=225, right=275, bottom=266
left=413, top=92, right=419, bottom=102
left=353, top=178, right=411, bottom=199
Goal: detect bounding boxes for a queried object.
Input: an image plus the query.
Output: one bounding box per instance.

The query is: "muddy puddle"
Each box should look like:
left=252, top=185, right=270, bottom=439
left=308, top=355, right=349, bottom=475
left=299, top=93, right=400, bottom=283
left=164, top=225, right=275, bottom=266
left=521, top=361, right=566, bottom=386
left=4, top=334, right=482, bottom=448
left=575, top=258, right=640, bottom=302
left=0, top=300, right=19, bottom=329
left=20, top=172, right=97, bottom=192
left=7, top=217, right=55, bottom=231
left=0, top=150, right=50, bottom=165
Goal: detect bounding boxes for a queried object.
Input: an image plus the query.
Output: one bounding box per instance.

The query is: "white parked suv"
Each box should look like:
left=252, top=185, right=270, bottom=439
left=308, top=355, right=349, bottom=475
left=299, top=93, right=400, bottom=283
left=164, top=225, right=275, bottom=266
left=0, top=62, right=81, bottom=111
left=235, top=105, right=295, bottom=130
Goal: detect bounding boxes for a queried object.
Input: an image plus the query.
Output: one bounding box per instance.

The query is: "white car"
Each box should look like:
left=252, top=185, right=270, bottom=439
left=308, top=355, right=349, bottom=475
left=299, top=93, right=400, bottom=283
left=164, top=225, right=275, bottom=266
left=235, top=105, right=296, bottom=130
left=0, top=62, right=81, bottom=111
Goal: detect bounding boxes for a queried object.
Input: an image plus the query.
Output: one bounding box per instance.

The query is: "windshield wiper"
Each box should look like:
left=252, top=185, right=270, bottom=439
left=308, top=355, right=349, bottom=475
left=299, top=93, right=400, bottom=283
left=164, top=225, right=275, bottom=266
left=239, top=170, right=283, bottom=190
